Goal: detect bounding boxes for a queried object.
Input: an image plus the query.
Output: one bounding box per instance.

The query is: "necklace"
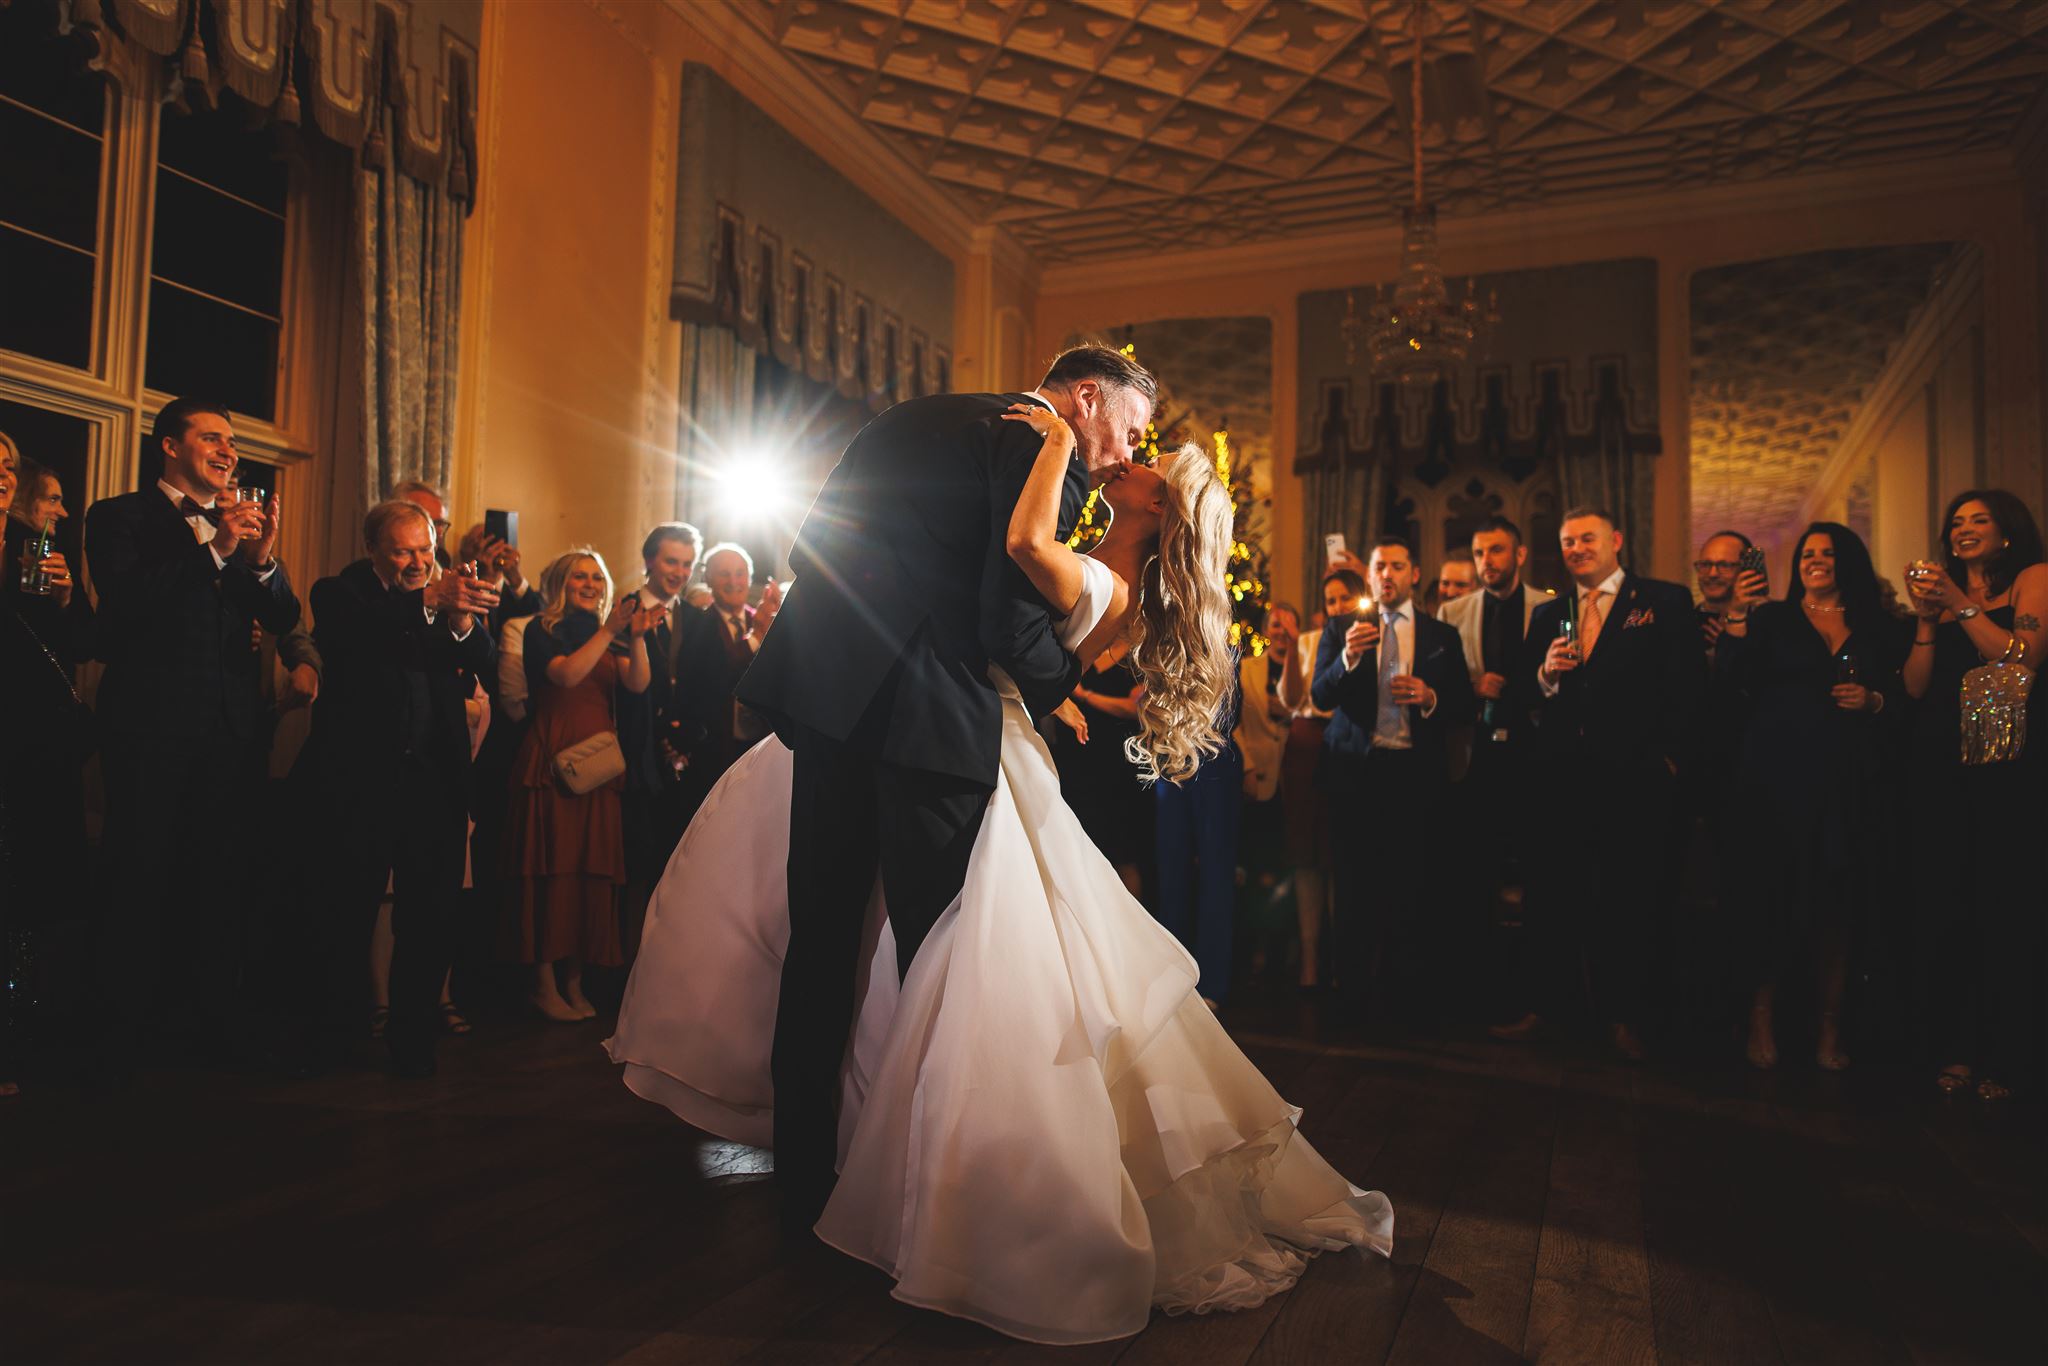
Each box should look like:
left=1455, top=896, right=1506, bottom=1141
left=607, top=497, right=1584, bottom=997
left=1802, top=600, right=1846, bottom=613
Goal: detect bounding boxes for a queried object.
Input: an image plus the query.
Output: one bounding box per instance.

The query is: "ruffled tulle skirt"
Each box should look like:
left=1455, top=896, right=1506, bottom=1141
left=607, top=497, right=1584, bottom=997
left=608, top=687, right=1392, bottom=1344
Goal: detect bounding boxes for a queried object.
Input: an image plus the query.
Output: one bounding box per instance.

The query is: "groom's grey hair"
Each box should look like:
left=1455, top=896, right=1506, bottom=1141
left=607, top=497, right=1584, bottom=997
left=1039, top=344, right=1157, bottom=405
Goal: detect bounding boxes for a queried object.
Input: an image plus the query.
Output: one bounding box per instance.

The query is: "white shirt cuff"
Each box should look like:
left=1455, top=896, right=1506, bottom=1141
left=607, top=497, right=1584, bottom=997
left=1538, top=668, right=1560, bottom=698
left=209, top=545, right=227, bottom=571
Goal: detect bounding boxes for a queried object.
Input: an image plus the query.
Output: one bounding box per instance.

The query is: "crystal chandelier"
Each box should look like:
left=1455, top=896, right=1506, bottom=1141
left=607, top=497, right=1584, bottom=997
left=1342, top=0, right=1498, bottom=379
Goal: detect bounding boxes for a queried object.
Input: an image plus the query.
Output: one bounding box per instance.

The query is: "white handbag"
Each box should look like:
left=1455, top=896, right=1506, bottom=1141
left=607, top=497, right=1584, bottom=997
left=553, top=730, right=626, bottom=794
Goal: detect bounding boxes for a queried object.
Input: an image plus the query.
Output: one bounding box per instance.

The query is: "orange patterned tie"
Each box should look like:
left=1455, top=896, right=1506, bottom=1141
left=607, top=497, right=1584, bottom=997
left=1579, top=588, right=1607, bottom=658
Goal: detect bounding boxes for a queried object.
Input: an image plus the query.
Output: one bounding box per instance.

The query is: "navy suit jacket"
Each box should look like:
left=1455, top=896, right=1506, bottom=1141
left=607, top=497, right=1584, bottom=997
left=1310, top=606, right=1473, bottom=790
left=85, top=488, right=300, bottom=746
left=1510, top=573, right=1704, bottom=777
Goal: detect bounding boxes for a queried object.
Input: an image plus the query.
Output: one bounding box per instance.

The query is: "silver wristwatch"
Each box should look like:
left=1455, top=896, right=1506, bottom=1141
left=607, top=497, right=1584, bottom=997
left=1955, top=605, right=1982, bottom=621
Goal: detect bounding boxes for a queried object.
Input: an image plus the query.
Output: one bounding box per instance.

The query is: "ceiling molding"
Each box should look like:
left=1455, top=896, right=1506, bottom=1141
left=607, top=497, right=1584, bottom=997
left=1793, top=244, right=1985, bottom=534
left=1035, top=148, right=2016, bottom=296
left=731, top=0, right=2048, bottom=266
left=660, top=0, right=979, bottom=257
left=970, top=223, right=1042, bottom=289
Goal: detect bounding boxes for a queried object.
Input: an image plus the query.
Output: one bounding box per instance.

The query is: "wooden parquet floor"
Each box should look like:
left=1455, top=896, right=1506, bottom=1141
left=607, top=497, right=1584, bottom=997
left=5, top=998, right=2044, bottom=1364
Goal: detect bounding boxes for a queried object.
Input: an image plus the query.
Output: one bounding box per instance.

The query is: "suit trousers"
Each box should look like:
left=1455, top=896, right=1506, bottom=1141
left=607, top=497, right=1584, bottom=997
left=1153, top=743, right=1244, bottom=1003
left=1328, top=745, right=1435, bottom=1012
left=96, top=730, right=259, bottom=1054
left=773, top=725, right=990, bottom=1218
left=302, top=755, right=468, bottom=1065
left=1519, top=757, right=1674, bottom=1028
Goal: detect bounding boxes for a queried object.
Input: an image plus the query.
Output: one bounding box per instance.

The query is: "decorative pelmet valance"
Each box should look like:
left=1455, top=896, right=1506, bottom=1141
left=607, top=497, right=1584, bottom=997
left=673, top=64, right=954, bottom=413
left=56, top=0, right=480, bottom=205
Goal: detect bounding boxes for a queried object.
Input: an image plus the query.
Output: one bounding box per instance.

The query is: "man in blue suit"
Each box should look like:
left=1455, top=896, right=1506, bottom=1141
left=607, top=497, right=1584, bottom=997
left=1312, top=535, right=1473, bottom=1025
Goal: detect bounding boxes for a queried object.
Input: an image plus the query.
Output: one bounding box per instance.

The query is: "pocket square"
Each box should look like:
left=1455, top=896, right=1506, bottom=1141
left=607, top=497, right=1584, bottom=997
left=1622, top=606, right=1655, bottom=629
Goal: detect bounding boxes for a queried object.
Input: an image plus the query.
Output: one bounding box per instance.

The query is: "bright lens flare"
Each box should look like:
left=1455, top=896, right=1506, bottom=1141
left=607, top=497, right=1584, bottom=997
left=715, top=450, right=790, bottom=520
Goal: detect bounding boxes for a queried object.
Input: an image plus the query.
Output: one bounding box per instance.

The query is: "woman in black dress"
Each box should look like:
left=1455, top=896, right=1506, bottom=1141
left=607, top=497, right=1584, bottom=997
left=1051, top=641, right=1151, bottom=899
left=1718, top=523, right=1903, bottom=1071
left=1900, top=489, right=2047, bottom=1102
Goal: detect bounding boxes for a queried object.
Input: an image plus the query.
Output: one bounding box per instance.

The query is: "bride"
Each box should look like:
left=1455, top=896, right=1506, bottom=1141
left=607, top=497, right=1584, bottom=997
left=608, top=406, right=1392, bottom=1345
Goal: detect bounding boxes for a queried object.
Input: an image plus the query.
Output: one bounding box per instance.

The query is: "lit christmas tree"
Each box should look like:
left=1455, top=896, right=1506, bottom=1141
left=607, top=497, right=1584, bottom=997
left=1065, top=343, right=1273, bottom=657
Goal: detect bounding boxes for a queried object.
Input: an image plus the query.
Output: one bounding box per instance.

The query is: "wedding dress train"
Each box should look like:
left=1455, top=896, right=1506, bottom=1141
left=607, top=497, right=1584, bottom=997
left=608, top=557, right=1391, bottom=1344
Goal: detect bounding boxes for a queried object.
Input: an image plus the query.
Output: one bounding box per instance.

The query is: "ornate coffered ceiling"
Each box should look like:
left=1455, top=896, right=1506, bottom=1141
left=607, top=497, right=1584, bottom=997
left=1689, top=242, right=1955, bottom=544
left=733, top=0, right=2048, bottom=263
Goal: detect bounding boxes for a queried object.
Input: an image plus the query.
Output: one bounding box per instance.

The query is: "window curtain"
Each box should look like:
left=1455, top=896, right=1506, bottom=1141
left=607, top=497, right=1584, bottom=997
left=676, top=322, right=759, bottom=529
left=1555, top=367, right=1655, bottom=573
left=358, top=107, right=465, bottom=511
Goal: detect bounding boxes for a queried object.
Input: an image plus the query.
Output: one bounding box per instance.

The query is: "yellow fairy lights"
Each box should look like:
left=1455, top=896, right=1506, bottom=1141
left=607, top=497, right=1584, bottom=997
left=1072, top=341, right=1274, bottom=661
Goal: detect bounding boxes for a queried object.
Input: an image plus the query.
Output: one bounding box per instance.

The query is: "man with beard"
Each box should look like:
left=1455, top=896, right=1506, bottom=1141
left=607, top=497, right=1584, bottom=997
left=292, top=499, right=497, bottom=1077
left=1439, top=517, right=1551, bottom=1018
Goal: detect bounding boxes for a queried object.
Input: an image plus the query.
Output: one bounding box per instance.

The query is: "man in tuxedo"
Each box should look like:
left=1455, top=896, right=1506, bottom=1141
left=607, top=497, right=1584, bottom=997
left=738, top=344, right=1154, bottom=1230
left=1311, top=536, right=1473, bottom=1024
left=292, top=499, right=497, bottom=1076
left=1495, top=507, right=1703, bottom=1060
left=619, top=522, right=721, bottom=939
left=86, top=397, right=301, bottom=1063
left=682, top=543, right=778, bottom=789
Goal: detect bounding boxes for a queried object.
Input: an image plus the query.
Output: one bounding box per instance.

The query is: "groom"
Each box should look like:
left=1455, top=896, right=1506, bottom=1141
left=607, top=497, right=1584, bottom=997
left=739, top=344, right=1155, bottom=1230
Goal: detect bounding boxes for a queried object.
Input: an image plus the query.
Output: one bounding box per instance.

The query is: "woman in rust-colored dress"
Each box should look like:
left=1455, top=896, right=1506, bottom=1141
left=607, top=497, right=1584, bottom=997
left=508, top=549, right=657, bottom=1021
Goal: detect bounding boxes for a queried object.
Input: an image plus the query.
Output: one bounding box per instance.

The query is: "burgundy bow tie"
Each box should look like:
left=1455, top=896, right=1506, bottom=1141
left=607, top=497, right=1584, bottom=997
left=177, top=496, right=222, bottom=525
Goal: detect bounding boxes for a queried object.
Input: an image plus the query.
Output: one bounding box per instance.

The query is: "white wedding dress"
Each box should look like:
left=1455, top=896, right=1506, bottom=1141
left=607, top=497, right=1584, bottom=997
left=607, top=558, right=1392, bottom=1344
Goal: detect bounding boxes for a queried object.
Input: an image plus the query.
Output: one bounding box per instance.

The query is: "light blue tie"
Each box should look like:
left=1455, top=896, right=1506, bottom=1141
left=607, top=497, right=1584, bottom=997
left=1374, top=607, right=1409, bottom=747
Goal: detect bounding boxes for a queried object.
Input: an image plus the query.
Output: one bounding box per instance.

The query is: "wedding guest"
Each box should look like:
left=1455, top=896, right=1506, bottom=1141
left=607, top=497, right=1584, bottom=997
left=1312, top=537, right=1473, bottom=1022
left=1280, top=567, right=1362, bottom=987
left=1495, top=508, right=1701, bottom=1060
left=1901, top=489, right=2047, bottom=1101
left=391, top=480, right=452, bottom=568
left=1155, top=664, right=1244, bottom=1007
left=620, top=523, right=721, bottom=945
left=1438, top=518, right=1549, bottom=1002
left=1432, top=554, right=1477, bottom=615
left=682, top=544, right=780, bottom=787
left=1051, top=638, right=1150, bottom=898
left=0, top=452, right=96, bottom=1095
left=86, top=397, right=299, bottom=1069
left=507, top=550, right=657, bottom=1022
left=3, top=452, right=93, bottom=667
left=1694, top=529, right=1753, bottom=655
left=1234, top=604, right=1301, bottom=982
left=1716, top=523, right=1904, bottom=1071
left=456, top=520, right=542, bottom=640
left=292, top=501, right=497, bottom=1076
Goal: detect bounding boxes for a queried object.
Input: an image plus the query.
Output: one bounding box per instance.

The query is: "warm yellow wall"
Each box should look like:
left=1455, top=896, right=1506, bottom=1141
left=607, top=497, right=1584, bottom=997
left=1035, top=167, right=2039, bottom=608
left=452, top=0, right=984, bottom=587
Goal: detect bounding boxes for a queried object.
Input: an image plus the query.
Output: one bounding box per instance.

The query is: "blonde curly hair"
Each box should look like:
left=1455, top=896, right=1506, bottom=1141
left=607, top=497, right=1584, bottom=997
left=1124, top=443, right=1237, bottom=785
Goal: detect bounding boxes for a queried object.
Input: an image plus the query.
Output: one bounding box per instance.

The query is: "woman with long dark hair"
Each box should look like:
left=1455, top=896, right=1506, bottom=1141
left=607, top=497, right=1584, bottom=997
left=1901, top=489, right=2047, bottom=1101
left=1719, top=522, right=1905, bottom=1070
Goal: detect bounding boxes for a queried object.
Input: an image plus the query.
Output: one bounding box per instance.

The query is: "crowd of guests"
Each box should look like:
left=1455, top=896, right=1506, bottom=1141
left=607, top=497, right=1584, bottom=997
left=2, top=395, right=2043, bottom=1104
left=1046, top=496, right=2047, bottom=1101
left=0, top=398, right=789, bottom=1087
